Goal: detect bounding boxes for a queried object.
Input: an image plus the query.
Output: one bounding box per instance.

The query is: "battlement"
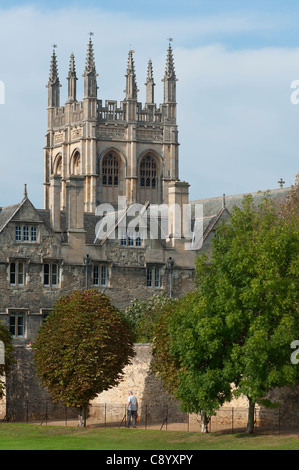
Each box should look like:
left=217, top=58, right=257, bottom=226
left=47, top=40, right=177, bottom=130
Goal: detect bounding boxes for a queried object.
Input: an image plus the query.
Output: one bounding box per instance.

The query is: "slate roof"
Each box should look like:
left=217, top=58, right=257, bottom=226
left=190, top=186, right=292, bottom=241
left=0, top=186, right=294, bottom=248
left=0, top=201, right=24, bottom=233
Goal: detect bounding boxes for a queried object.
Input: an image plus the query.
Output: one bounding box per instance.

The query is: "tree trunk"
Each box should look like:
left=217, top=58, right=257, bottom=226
left=78, top=405, right=87, bottom=427
left=201, top=411, right=209, bottom=433
left=246, top=397, right=255, bottom=434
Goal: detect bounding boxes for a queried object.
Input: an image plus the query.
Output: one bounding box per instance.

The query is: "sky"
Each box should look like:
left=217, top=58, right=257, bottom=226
left=0, top=0, right=298, bottom=208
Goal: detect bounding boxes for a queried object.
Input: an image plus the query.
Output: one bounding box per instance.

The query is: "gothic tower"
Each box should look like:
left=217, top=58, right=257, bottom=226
left=44, top=39, right=182, bottom=232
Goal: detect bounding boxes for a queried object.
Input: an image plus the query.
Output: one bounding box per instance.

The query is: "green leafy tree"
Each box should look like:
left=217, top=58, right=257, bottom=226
left=124, top=293, right=173, bottom=342
left=0, top=321, right=14, bottom=399
left=152, top=292, right=232, bottom=432
left=152, top=191, right=299, bottom=433
left=33, top=290, right=135, bottom=426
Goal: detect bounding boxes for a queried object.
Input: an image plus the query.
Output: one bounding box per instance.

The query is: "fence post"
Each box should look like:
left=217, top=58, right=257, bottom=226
left=26, top=401, right=29, bottom=424
left=232, top=408, right=234, bottom=434
left=45, top=401, right=48, bottom=425
left=166, top=405, right=168, bottom=431
left=145, top=404, right=148, bottom=430
left=278, top=408, right=281, bottom=436
left=105, top=403, right=106, bottom=427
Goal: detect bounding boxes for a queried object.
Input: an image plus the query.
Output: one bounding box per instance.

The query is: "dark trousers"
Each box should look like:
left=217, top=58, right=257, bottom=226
left=127, top=409, right=137, bottom=427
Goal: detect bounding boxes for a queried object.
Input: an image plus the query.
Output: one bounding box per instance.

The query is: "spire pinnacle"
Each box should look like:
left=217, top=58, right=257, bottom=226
left=164, top=40, right=176, bottom=80
left=68, top=52, right=77, bottom=78
left=125, top=50, right=139, bottom=100
left=145, top=59, right=155, bottom=85
left=48, top=46, right=60, bottom=86
left=83, top=35, right=98, bottom=100
left=67, top=53, right=78, bottom=102
left=84, top=37, right=97, bottom=76
left=47, top=46, right=61, bottom=108
left=145, top=59, right=155, bottom=105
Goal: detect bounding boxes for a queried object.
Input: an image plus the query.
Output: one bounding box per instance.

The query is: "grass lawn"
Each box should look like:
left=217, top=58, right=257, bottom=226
left=0, top=423, right=299, bottom=450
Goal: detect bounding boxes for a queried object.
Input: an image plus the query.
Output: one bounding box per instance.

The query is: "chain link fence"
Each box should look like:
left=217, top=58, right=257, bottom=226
left=2, top=401, right=299, bottom=434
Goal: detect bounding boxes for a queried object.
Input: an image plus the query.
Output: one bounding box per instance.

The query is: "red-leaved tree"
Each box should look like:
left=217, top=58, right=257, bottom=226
left=33, top=290, right=135, bottom=426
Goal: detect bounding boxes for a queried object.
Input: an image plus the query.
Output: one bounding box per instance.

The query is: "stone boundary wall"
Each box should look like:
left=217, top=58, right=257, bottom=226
left=1, top=342, right=299, bottom=430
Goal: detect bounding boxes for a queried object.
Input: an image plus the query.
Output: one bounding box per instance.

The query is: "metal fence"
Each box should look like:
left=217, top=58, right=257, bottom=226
left=2, top=401, right=299, bottom=435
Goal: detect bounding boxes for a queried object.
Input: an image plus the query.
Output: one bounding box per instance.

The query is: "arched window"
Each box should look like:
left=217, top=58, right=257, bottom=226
left=54, top=155, right=62, bottom=175
left=102, top=154, right=119, bottom=187
left=71, top=151, right=81, bottom=175
left=140, top=155, right=157, bottom=189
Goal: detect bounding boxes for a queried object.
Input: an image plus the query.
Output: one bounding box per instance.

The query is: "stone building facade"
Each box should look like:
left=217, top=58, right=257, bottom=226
left=0, top=39, right=297, bottom=421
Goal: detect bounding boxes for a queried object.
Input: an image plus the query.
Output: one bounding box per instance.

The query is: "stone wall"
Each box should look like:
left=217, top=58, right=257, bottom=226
left=90, top=343, right=184, bottom=423
left=2, top=341, right=299, bottom=429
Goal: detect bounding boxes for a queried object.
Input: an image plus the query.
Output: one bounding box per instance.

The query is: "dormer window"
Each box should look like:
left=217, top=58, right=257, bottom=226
left=15, top=225, right=38, bottom=243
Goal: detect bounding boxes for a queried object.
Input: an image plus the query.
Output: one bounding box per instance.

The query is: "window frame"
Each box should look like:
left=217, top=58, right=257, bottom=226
left=93, top=264, right=108, bottom=287
left=43, top=262, right=60, bottom=288
left=10, top=261, right=25, bottom=287
left=120, top=230, right=143, bottom=247
left=140, top=155, right=158, bottom=189
left=146, top=266, right=161, bottom=289
left=102, top=153, right=119, bottom=187
left=9, top=313, right=25, bottom=338
left=15, top=224, right=38, bottom=243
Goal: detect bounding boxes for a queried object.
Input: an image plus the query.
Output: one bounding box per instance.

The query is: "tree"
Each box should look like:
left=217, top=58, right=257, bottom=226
left=197, top=192, right=299, bottom=433
left=0, top=321, right=14, bottom=399
left=124, top=293, right=173, bottom=342
left=33, top=290, right=135, bottom=426
left=152, top=191, right=299, bottom=433
left=151, top=292, right=232, bottom=432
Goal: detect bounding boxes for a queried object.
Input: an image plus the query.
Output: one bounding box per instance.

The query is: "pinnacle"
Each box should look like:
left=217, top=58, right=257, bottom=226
left=125, top=50, right=139, bottom=99
left=68, top=52, right=77, bottom=77
left=48, top=49, right=60, bottom=85
left=164, top=43, right=176, bottom=80
left=127, top=50, right=136, bottom=75
left=84, top=38, right=97, bottom=75
left=145, top=59, right=155, bottom=84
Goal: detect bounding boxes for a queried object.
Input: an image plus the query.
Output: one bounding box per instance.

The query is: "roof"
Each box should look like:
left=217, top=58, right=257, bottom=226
left=0, top=200, right=25, bottom=233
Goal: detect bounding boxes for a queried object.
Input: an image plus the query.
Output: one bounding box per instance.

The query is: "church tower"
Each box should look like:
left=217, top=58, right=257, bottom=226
left=44, top=39, right=183, bottom=232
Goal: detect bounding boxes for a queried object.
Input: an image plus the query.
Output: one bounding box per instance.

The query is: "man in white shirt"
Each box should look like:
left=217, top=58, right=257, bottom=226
left=127, top=390, right=138, bottom=428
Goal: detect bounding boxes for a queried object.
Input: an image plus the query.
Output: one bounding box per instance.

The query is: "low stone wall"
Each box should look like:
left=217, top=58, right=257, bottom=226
left=2, top=342, right=299, bottom=431
left=90, top=343, right=184, bottom=423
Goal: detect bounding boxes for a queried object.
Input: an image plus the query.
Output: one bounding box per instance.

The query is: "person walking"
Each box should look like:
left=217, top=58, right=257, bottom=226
left=127, top=390, right=138, bottom=428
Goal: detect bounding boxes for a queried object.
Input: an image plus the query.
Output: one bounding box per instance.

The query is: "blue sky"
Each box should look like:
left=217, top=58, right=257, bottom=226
left=0, top=1, right=298, bottom=207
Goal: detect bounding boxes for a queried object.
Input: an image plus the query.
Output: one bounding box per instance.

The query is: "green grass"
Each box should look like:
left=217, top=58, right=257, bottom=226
left=0, top=423, right=299, bottom=450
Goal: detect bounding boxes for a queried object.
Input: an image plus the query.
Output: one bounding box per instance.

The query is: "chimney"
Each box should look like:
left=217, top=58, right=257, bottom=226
left=49, top=175, right=61, bottom=231
left=167, top=181, right=190, bottom=243
left=66, top=175, right=85, bottom=232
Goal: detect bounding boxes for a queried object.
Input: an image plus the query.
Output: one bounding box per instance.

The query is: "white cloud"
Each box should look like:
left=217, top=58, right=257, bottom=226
left=0, top=5, right=298, bottom=208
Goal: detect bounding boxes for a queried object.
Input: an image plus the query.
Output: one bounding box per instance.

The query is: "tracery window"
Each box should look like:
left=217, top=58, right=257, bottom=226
left=140, top=155, right=157, bottom=188
left=102, top=154, right=119, bottom=186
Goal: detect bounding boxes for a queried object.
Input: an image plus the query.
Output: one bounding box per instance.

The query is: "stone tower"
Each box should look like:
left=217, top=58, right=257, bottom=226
left=44, top=39, right=181, bottom=226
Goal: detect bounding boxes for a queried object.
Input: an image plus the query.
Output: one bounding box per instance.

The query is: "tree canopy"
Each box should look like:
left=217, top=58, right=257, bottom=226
left=152, top=190, right=299, bottom=433
left=124, top=293, right=173, bottom=342
left=33, top=290, right=135, bottom=425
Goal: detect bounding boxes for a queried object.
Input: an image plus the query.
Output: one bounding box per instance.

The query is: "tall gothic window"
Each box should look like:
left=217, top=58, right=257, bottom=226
left=102, top=154, right=119, bottom=186
left=140, top=155, right=157, bottom=188
left=72, top=151, right=81, bottom=175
